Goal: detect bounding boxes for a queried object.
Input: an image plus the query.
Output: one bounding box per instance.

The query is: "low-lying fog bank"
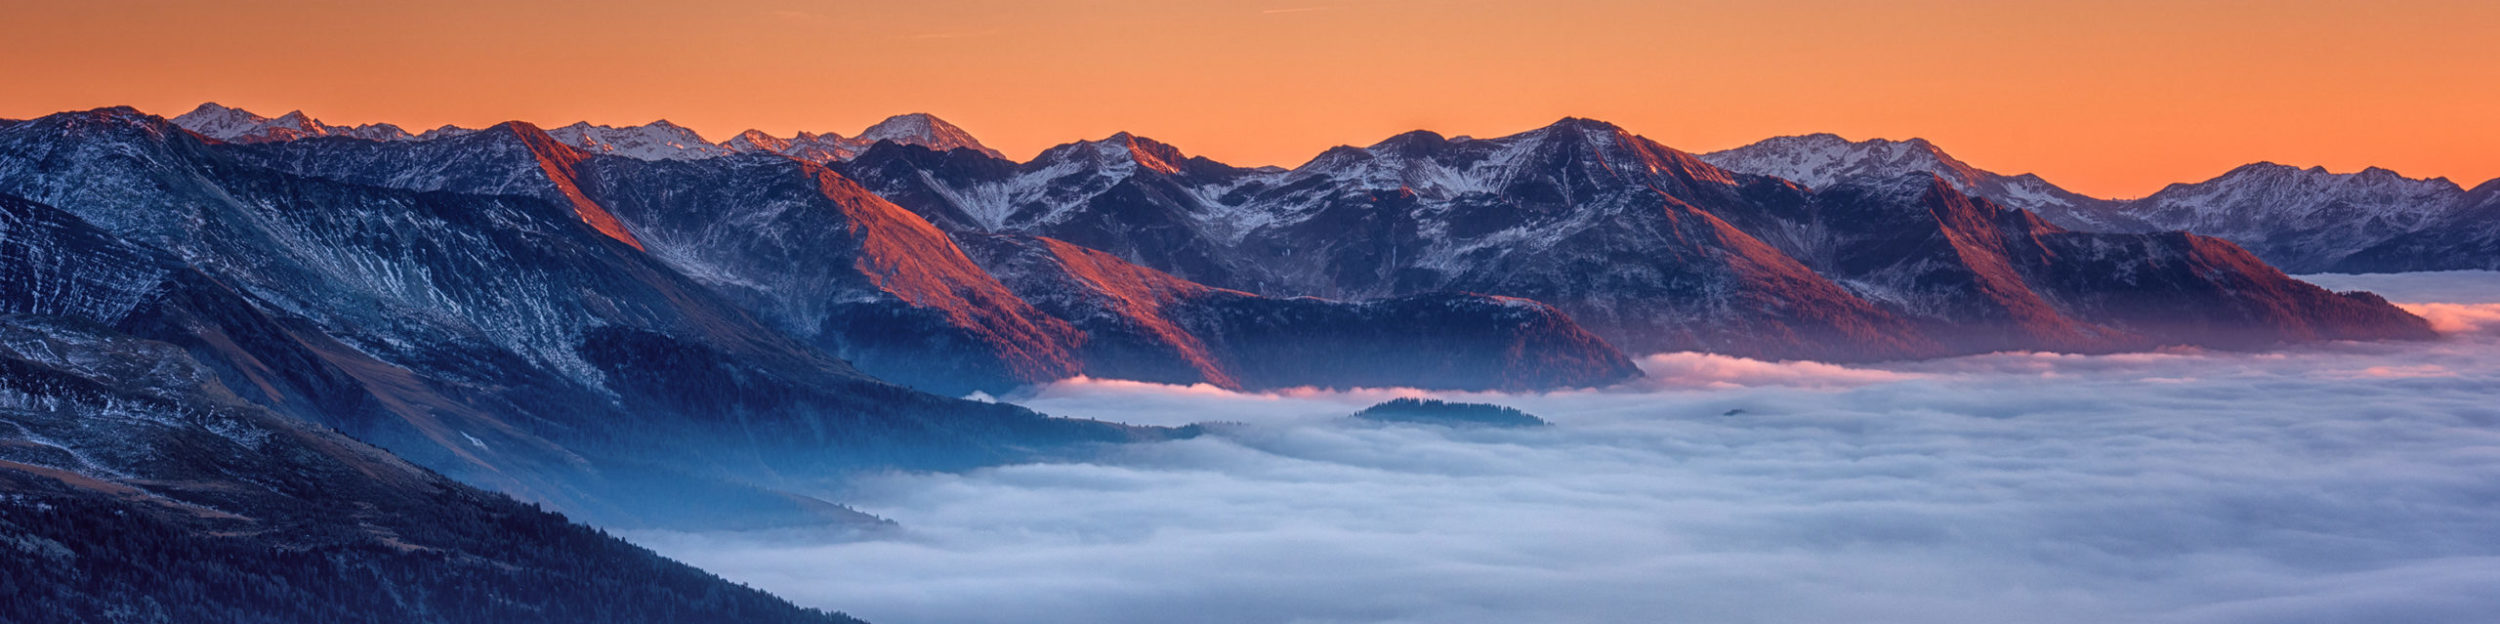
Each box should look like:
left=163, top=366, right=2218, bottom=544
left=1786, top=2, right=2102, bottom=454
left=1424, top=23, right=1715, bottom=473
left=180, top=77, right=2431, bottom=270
left=630, top=272, right=2500, bottom=624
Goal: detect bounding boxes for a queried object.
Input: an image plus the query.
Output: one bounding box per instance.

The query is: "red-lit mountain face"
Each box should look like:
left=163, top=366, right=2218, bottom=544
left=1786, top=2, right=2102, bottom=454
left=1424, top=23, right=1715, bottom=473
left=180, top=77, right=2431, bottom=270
left=954, top=233, right=1639, bottom=391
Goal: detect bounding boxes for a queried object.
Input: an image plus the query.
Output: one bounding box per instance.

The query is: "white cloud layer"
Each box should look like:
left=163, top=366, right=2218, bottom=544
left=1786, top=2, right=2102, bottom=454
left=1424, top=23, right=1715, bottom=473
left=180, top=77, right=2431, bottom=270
left=631, top=272, right=2500, bottom=624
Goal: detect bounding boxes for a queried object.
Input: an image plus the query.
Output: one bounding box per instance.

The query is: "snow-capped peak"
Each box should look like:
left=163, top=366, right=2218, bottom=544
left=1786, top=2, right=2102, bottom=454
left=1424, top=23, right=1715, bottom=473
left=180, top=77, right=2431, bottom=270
left=2136, top=162, right=2463, bottom=224
left=717, top=128, right=860, bottom=163
left=170, top=102, right=415, bottom=143
left=544, top=120, right=734, bottom=160
left=1701, top=132, right=2111, bottom=226
left=713, top=114, right=998, bottom=162
left=2111, top=161, right=2469, bottom=270
left=723, top=129, right=793, bottom=153
left=169, top=102, right=264, bottom=139
left=854, top=113, right=1002, bottom=159
left=1701, top=133, right=1990, bottom=191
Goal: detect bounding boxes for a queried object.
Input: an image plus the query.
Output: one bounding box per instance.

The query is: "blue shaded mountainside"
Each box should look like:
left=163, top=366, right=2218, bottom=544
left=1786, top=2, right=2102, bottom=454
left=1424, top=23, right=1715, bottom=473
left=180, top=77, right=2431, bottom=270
left=0, top=109, right=1159, bottom=531
left=0, top=315, right=856, bottom=624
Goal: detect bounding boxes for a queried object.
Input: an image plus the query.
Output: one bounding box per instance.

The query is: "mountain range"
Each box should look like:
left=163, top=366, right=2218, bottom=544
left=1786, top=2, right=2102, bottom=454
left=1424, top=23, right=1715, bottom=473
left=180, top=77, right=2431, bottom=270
left=1702, top=132, right=2500, bottom=273
left=835, top=117, right=2429, bottom=361
left=0, top=102, right=2467, bottom=620
left=174, top=102, right=1004, bottom=161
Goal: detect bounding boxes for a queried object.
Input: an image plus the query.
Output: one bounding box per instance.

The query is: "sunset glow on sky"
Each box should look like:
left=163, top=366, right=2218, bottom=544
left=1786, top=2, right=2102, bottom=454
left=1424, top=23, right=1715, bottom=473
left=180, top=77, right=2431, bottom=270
left=6, top=0, right=2493, bottom=198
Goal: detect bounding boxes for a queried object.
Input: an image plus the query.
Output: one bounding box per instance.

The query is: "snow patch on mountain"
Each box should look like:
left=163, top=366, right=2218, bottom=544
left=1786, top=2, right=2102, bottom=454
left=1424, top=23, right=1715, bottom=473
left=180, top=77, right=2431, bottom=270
left=2112, top=163, right=2467, bottom=271
left=856, top=113, right=1002, bottom=159
left=170, top=102, right=415, bottom=143
left=723, top=113, right=1003, bottom=163
left=1702, top=133, right=2112, bottom=226
left=545, top=120, right=735, bottom=160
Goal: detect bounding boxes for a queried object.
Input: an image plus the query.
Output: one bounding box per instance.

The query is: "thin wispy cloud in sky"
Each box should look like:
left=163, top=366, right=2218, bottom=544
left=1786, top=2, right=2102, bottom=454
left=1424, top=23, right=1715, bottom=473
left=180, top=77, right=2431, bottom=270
left=633, top=272, right=2500, bottom=624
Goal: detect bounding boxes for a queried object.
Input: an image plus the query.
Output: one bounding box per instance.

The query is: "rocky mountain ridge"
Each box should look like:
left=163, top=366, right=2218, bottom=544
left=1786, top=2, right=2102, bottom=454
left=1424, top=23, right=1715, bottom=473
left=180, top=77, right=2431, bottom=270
left=1704, top=133, right=2493, bottom=272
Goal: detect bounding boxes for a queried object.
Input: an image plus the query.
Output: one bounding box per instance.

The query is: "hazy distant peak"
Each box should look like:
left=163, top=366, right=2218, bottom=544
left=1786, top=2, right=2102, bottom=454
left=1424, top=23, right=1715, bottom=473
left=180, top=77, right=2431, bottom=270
left=544, top=120, right=733, bottom=160
left=170, top=101, right=415, bottom=143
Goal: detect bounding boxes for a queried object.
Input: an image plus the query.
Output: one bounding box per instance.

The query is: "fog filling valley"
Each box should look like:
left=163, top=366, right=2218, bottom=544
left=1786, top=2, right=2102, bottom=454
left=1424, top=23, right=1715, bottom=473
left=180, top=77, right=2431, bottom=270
left=628, top=272, right=2500, bottom=624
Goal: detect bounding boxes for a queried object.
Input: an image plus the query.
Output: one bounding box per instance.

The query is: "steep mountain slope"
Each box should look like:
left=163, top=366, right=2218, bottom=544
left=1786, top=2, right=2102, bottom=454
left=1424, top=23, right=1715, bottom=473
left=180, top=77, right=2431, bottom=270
left=566, top=155, right=1087, bottom=394
left=840, top=133, right=1267, bottom=287
left=1781, top=174, right=2432, bottom=351
left=214, top=118, right=1078, bottom=393
left=955, top=233, right=1640, bottom=390
left=0, top=316, right=857, bottom=624
left=0, top=108, right=1152, bottom=528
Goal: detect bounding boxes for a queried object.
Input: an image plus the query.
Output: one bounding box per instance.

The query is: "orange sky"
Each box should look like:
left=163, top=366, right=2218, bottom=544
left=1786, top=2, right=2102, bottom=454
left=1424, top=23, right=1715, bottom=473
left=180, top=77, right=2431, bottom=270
left=4, top=0, right=2494, bottom=198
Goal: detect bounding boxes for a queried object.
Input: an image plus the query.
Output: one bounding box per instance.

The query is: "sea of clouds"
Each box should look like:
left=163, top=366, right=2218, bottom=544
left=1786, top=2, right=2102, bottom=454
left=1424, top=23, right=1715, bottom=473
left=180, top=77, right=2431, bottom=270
left=630, top=272, right=2500, bottom=624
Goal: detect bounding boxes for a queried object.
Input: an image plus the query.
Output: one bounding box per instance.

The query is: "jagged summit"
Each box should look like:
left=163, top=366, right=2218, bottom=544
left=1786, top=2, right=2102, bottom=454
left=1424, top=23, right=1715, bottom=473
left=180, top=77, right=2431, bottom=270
left=1031, top=131, right=1204, bottom=175
left=164, top=104, right=1006, bottom=164
left=2111, top=160, right=2469, bottom=270
left=724, top=128, right=795, bottom=152
left=170, top=101, right=413, bottom=143
left=712, top=113, right=1001, bottom=163
left=1538, top=116, right=1630, bottom=135
left=138, top=102, right=2500, bottom=272
left=1704, top=132, right=2116, bottom=230
left=2191, top=161, right=2458, bottom=191
left=544, top=119, right=734, bottom=160
left=1699, top=131, right=2500, bottom=272
left=1709, top=132, right=2030, bottom=193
